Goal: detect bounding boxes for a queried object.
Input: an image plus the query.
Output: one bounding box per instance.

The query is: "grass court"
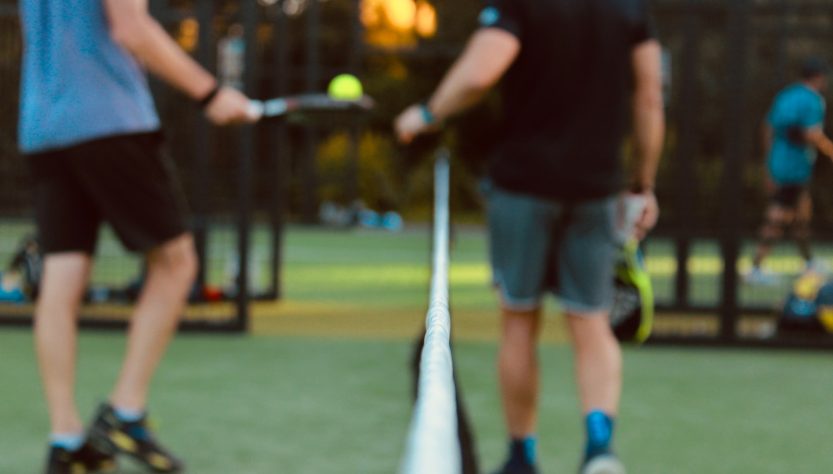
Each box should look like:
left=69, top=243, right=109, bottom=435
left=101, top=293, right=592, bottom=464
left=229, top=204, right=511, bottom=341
left=1, top=228, right=832, bottom=473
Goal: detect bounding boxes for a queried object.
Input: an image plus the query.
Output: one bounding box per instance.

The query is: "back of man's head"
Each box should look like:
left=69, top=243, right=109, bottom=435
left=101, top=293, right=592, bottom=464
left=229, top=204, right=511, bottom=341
left=800, top=57, right=829, bottom=81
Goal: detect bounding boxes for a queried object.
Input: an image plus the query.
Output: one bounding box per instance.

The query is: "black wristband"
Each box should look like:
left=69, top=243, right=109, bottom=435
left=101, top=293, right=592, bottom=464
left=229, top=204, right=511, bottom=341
left=198, top=85, right=221, bottom=109
left=629, top=183, right=653, bottom=194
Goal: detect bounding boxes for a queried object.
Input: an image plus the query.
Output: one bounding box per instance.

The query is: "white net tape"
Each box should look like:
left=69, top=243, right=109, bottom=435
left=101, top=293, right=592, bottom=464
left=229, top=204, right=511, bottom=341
left=399, top=151, right=461, bottom=474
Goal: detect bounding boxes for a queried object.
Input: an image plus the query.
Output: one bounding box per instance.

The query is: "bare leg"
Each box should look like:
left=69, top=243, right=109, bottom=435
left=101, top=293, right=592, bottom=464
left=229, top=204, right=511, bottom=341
left=110, top=234, right=197, bottom=411
left=566, top=312, right=621, bottom=415
left=498, top=306, right=542, bottom=438
left=34, top=253, right=93, bottom=434
left=753, top=205, right=791, bottom=269
left=793, top=192, right=813, bottom=264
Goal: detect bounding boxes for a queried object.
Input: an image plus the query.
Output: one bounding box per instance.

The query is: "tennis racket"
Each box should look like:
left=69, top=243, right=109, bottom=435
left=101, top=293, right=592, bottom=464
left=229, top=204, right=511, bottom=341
left=249, top=93, right=375, bottom=120
left=610, top=196, right=654, bottom=343
left=611, top=239, right=654, bottom=343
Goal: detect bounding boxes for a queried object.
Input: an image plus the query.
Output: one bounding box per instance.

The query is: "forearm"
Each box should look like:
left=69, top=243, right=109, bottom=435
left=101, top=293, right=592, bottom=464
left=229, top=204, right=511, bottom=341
left=814, top=135, right=833, bottom=159
left=109, top=12, right=216, bottom=100
left=804, top=129, right=833, bottom=159
left=426, top=65, right=490, bottom=123
left=425, top=29, right=519, bottom=123
left=631, top=91, right=665, bottom=190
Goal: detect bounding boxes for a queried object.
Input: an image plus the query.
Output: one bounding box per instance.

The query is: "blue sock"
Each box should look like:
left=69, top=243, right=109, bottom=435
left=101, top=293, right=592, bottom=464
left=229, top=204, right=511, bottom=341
left=584, top=410, right=615, bottom=460
left=50, top=433, right=84, bottom=452
left=508, top=436, right=537, bottom=466
left=114, top=406, right=150, bottom=440
left=114, top=406, right=144, bottom=423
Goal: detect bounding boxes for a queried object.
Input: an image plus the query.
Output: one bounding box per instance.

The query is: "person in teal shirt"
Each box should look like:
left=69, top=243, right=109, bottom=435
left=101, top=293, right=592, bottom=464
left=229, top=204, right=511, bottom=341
left=749, top=58, right=833, bottom=284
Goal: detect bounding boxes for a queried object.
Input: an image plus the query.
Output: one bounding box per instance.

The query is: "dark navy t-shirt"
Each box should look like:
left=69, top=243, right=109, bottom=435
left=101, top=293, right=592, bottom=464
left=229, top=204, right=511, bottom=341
left=481, top=0, right=657, bottom=201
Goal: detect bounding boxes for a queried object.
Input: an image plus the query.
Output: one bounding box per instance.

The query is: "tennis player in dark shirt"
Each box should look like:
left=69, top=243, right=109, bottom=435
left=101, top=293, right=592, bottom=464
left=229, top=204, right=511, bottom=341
left=395, top=1, right=664, bottom=473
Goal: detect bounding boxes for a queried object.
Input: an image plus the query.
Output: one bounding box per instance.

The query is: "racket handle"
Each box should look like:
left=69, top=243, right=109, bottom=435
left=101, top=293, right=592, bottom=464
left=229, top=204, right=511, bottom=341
left=247, top=100, right=264, bottom=121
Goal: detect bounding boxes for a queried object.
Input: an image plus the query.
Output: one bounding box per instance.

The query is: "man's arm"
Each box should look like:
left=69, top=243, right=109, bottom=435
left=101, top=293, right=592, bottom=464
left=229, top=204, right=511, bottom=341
left=103, top=0, right=254, bottom=125
left=804, top=128, right=833, bottom=160
left=630, top=40, right=665, bottom=238
left=394, top=29, right=520, bottom=143
left=630, top=40, right=664, bottom=191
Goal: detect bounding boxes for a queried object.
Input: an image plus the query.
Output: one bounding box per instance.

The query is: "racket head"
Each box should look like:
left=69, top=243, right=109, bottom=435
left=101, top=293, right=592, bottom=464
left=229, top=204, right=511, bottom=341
left=611, top=240, right=654, bottom=343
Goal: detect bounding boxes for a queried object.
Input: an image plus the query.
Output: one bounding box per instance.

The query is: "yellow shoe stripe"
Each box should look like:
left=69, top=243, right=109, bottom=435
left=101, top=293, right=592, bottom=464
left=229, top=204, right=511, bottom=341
left=109, top=430, right=138, bottom=453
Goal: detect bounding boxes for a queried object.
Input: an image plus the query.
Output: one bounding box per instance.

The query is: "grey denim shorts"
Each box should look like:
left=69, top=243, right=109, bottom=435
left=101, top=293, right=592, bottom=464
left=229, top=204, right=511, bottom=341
left=484, top=181, right=619, bottom=314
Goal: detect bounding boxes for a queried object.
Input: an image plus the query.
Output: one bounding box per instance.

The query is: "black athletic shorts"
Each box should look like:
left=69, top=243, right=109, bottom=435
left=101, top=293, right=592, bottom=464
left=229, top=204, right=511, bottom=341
left=27, top=131, right=190, bottom=255
left=771, top=185, right=808, bottom=209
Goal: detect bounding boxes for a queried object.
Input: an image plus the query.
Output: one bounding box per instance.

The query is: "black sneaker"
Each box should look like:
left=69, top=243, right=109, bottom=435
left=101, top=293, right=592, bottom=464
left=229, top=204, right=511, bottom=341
left=87, top=403, right=184, bottom=473
left=45, top=442, right=116, bottom=474
left=579, top=453, right=626, bottom=474
left=493, top=459, right=539, bottom=474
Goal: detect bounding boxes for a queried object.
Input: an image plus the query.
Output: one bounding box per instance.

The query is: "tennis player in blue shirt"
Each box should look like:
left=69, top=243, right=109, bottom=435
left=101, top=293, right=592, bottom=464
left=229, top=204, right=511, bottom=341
left=748, top=59, right=833, bottom=285
left=20, top=1, right=256, bottom=472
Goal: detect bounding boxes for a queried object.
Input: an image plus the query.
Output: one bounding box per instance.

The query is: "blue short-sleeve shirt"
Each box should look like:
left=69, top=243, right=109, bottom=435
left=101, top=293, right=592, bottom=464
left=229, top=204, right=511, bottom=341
left=18, top=0, right=160, bottom=154
left=767, top=83, right=826, bottom=185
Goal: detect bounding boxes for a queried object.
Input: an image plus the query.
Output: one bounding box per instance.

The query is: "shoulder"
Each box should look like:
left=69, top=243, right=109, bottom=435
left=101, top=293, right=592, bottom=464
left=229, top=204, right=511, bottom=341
left=774, top=85, right=805, bottom=105
left=793, top=86, right=824, bottom=109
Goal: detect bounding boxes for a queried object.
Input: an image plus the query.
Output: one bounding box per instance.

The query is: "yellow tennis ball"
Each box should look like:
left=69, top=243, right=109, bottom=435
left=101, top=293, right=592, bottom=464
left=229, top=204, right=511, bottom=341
left=328, top=74, right=363, bottom=100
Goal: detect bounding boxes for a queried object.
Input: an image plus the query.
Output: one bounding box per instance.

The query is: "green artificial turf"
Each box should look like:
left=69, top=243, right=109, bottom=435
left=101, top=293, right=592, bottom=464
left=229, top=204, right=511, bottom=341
left=1, top=332, right=832, bottom=473
left=2, top=227, right=832, bottom=473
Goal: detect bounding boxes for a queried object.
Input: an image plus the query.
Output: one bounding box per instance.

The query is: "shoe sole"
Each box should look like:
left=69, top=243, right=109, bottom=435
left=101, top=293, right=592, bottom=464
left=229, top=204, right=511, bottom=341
left=581, top=456, right=626, bottom=474
left=89, top=427, right=181, bottom=473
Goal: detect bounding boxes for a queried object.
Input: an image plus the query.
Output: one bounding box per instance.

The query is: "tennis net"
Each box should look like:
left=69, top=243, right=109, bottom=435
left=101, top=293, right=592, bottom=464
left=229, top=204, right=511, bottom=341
left=400, top=151, right=461, bottom=474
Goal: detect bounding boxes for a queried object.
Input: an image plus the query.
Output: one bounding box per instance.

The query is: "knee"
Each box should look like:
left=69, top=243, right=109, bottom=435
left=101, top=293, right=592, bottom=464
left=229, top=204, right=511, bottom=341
left=148, top=235, right=198, bottom=285
left=501, top=308, right=541, bottom=346
left=793, top=226, right=811, bottom=241
left=761, top=220, right=785, bottom=239
left=568, top=313, right=618, bottom=348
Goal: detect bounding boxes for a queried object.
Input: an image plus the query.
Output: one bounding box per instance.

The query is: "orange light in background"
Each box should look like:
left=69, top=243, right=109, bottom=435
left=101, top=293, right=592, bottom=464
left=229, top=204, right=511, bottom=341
left=361, top=0, right=382, bottom=26
left=177, top=18, right=199, bottom=52
left=361, top=0, right=437, bottom=36
left=414, top=1, right=437, bottom=38
left=385, top=0, right=416, bottom=31
left=361, top=0, right=437, bottom=48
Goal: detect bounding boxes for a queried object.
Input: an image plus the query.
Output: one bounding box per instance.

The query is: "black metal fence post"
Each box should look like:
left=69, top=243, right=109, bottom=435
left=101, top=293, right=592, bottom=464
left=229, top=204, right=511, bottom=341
left=301, top=0, right=322, bottom=223
left=672, top=0, right=702, bottom=311
left=192, top=0, right=216, bottom=297
left=719, top=0, right=752, bottom=342
left=268, top=1, right=291, bottom=299
left=235, top=0, right=259, bottom=332
left=345, top=0, right=365, bottom=205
